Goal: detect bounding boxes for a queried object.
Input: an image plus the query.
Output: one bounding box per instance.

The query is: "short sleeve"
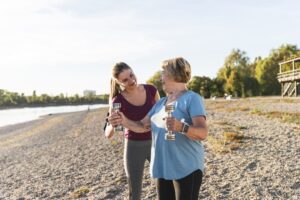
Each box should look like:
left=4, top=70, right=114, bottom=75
left=145, top=84, right=158, bottom=98
left=188, top=94, right=206, bottom=119
left=111, top=96, right=120, bottom=104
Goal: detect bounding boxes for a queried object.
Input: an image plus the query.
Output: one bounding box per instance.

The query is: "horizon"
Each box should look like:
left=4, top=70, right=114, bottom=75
left=1, top=0, right=300, bottom=96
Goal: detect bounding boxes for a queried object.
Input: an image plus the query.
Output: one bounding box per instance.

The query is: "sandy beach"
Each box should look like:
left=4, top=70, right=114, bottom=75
left=0, top=98, right=299, bottom=199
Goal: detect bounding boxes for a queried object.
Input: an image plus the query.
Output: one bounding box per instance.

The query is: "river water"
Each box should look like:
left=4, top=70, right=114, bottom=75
left=0, top=104, right=108, bottom=127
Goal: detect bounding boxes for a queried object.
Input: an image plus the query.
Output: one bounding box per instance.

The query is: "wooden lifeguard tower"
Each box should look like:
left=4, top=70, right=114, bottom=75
left=277, top=57, right=300, bottom=97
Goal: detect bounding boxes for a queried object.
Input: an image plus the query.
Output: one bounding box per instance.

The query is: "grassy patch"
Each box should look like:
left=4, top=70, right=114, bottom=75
left=207, top=135, right=230, bottom=153
left=114, top=176, right=127, bottom=185
left=207, top=131, right=244, bottom=153
left=280, top=98, right=300, bottom=103
left=207, top=118, right=249, bottom=154
left=250, top=109, right=300, bottom=125
left=250, top=108, right=262, bottom=115
left=214, top=121, right=231, bottom=126
left=226, top=106, right=250, bottom=112
left=281, top=113, right=300, bottom=124
left=205, top=101, right=232, bottom=111
left=70, top=186, right=90, bottom=198
left=239, top=106, right=251, bottom=112
left=224, top=131, right=244, bottom=142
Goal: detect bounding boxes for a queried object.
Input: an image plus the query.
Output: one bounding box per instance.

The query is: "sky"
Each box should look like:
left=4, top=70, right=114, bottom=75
left=1, top=0, right=299, bottom=96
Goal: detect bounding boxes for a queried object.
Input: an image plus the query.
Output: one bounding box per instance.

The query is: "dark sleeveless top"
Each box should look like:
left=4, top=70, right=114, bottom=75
left=112, top=84, right=157, bottom=140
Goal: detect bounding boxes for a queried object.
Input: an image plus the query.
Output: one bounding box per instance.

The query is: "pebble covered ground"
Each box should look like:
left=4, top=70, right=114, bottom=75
left=0, top=98, right=299, bottom=199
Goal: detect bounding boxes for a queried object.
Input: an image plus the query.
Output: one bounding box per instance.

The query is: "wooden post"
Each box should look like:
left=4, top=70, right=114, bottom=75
left=281, top=83, right=283, bottom=97
left=296, top=81, right=298, bottom=97
left=293, top=60, right=295, bottom=71
left=279, top=63, right=282, bottom=73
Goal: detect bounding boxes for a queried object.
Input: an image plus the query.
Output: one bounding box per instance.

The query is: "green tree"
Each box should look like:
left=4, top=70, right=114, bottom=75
left=188, top=76, right=202, bottom=93
left=217, top=49, right=257, bottom=97
left=187, top=76, right=212, bottom=98
left=0, top=88, right=109, bottom=109
left=255, top=44, right=299, bottom=95
left=243, top=76, right=260, bottom=96
left=147, top=71, right=166, bottom=97
left=40, top=94, right=51, bottom=104
left=19, top=93, right=27, bottom=105
left=0, top=89, right=6, bottom=106
left=210, top=78, right=225, bottom=97
left=32, top=90, right=37, bottom=103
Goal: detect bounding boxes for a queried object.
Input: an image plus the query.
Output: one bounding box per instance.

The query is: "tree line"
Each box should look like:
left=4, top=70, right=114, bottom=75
left=0, top=90, right=109, bottom=109
left=148, top=44, right=300, bottom=98
left=1, top=44, right=299, bottom=109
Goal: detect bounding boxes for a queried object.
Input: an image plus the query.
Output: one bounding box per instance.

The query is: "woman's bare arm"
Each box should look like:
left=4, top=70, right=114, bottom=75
left=166, top=116, right=208, bottom=141
left=122, top=113, right=151, bottom=133
left=104, top=107, right=115, bottom=139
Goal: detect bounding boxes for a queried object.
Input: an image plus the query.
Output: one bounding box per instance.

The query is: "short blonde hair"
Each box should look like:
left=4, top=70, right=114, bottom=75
left=162, top=57, right=191, bottom=83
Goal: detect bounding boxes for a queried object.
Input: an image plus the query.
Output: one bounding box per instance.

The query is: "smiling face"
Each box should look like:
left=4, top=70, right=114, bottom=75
left=115, top=69, right=137, bottom=89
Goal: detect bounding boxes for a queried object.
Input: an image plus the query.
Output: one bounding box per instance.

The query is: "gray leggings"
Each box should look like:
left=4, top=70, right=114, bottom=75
left=124, top=139, right=151, bottom=200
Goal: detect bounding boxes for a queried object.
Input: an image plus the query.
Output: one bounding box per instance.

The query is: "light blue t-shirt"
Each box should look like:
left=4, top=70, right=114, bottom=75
left=147, top=91, right=206, bottom=180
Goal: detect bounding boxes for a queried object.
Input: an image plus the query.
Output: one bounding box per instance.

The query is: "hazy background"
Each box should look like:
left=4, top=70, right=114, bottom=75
left=1, top=0, right=299, bottom=96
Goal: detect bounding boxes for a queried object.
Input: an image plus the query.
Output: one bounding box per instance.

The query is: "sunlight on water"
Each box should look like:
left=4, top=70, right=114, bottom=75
left=0, top=104, right=108, bottom=127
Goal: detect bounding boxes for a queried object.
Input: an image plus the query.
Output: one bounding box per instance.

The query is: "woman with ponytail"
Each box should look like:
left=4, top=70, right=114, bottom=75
left=105, top=62, right=160, bottom=200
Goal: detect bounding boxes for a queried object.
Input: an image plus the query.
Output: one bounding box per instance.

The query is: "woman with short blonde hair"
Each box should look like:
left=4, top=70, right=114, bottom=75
left=161, top=57, right=191, bottom=83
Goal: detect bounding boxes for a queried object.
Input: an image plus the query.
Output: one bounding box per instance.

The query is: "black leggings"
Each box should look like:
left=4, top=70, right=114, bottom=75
left=156, top=169, right=203, bottom=200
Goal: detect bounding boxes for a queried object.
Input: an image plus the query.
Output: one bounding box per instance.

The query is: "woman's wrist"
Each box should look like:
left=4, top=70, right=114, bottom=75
left=180, top=121, right=190, bottom=135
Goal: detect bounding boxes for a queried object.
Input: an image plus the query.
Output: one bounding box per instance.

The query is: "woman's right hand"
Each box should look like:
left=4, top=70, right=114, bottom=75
left=107, top=112, right=122, bottom=127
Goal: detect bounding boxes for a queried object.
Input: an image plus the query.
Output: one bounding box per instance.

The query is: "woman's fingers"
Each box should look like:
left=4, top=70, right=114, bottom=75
left=108, top=112, right=122, bottom=126
left=165, top=117, right=176, bottom=130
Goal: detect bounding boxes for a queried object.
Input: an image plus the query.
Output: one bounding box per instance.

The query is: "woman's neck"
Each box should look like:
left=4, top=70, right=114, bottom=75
left=167, top=84, right=187, bottom=95
left=166, top=85, right=187, bottom=102
left=123, top=84, right=140, bottom=95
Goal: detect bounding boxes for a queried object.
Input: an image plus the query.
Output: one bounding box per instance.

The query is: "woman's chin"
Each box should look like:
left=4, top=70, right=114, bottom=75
left=129, top=82, right=137, bottom=87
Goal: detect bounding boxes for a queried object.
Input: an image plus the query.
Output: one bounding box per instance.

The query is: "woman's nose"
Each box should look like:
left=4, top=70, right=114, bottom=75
left=129, top=77, right=135, bottom=83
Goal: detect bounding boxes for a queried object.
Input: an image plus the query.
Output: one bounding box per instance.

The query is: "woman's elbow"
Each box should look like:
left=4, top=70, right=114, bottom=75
left=104, top=128, right=114, bottom=139
left=104, top=132, right=111, bottom=139
left=202, top=129, right=208, bottom=140
left=197, top=127, right=208, bottom=140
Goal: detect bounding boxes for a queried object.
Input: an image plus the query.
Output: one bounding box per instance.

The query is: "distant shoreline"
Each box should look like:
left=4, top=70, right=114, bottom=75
left=0, top=104, right=109, bottom=128
left=0, top=103, right=109, bottom=111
